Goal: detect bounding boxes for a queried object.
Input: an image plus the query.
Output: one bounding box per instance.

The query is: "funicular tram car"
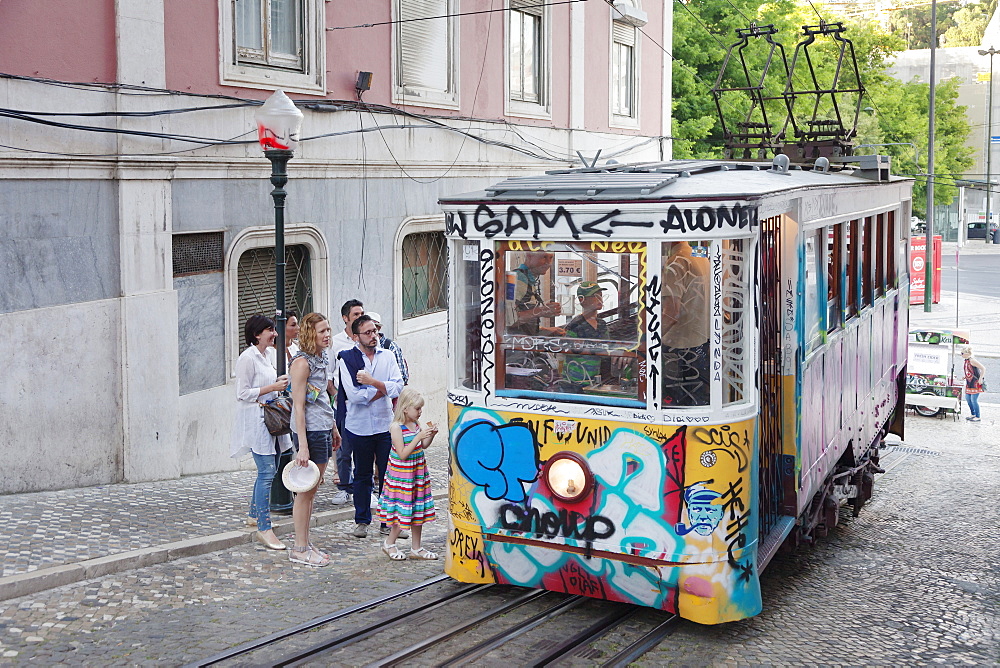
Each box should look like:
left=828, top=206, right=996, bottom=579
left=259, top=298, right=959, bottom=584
left=440, top=157, right=911, bottom=624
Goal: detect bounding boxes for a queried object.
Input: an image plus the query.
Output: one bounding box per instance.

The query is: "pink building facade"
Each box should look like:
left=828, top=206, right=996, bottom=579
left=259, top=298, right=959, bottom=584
left=0, top=0, right=673, bottom=492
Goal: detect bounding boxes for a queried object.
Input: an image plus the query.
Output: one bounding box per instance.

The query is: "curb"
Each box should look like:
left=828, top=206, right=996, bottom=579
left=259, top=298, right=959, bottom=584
left=0, top=491, right=449, bottom=603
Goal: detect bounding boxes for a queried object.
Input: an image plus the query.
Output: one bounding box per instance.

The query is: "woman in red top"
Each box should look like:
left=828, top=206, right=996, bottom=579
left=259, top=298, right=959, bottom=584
left=962, top=346, right=986, bottom=422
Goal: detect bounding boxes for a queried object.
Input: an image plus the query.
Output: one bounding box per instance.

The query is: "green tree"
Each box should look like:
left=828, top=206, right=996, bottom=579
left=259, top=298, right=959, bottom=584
left=888, top=0, right=962, bottom=49
left=859, top=77, right=974, bottom=218
left=941, top=2, right=996, bottom=47
left=671, top=0, right=975, bottom=220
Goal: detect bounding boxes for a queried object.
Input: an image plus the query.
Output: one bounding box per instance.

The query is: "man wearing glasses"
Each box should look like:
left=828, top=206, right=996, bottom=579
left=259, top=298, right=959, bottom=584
left=337, top=314, right=404, bottom=538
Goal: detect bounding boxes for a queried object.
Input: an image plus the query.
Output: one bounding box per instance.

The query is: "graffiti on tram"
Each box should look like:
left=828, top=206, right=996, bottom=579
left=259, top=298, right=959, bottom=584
left=446, top=405, right=760, bottom=615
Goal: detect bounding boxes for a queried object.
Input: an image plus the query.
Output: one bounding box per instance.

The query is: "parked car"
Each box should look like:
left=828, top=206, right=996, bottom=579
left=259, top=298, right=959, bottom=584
left=967, top=221, right=999, bottom=241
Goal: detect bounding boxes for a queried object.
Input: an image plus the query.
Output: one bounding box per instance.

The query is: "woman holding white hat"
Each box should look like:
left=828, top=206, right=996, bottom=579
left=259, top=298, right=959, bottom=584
left=288, top=312, right=341, bottom=566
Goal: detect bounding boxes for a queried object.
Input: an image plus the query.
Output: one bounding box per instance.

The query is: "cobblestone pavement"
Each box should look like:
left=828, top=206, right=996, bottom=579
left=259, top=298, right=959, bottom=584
left=0, top=518, right=449, bottom=665
left=0, top=444, right=449, bottom=578
left=0, top=413, right=993, bottom=666
left=642, top=413, right=1000, bottom=667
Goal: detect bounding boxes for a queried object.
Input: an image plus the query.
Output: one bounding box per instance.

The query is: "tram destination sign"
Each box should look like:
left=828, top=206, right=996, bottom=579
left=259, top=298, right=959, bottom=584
left=443, top=202, right=760, bottom=240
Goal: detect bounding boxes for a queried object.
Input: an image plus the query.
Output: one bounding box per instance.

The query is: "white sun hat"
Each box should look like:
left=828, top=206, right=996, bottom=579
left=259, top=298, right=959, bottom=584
left=281, top=460, right=320, bottom=493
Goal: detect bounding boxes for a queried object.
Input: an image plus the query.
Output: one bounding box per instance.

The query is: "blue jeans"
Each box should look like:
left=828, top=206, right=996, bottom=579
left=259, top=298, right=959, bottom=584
left=250, top=452, right=278, bottom=531
left=347, top=430, right=391, bottom=525
left=966, top=392, right=981, bottom=418
left=336, top=432, right=354, bottom=493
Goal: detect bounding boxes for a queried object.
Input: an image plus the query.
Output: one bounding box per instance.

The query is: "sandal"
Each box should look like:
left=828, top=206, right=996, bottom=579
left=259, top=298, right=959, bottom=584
left=308, top=543, right=329, bottom=561
left=289, top=547, right=330, bottom=567
left=382, top=542, right=407, bottom=561
left=409, top=547, right=438, bottom=560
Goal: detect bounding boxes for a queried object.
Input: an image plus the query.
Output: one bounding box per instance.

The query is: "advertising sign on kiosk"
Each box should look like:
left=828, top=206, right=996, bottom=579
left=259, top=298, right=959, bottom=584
left=909, top=235, right=942, bottom=305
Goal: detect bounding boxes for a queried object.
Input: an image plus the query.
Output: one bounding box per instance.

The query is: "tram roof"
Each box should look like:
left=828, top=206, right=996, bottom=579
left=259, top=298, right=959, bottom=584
left=439, top=158, right=907, bottom=203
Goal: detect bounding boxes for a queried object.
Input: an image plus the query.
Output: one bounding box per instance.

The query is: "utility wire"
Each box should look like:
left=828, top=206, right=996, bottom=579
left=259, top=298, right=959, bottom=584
left=327, top=0, right=589, bottom=31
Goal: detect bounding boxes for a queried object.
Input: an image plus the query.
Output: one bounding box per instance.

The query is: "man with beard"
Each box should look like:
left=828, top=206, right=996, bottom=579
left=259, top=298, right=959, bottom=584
left=337, top=315, right=403, bottom=538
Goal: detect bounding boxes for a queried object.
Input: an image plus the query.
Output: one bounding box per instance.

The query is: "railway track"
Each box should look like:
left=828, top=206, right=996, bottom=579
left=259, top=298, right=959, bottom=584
left=188, top=575, right=678, bottom=667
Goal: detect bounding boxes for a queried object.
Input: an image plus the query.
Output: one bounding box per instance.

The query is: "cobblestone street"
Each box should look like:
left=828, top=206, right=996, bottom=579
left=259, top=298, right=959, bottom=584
left=0, top=411, right=995, bottom=666
left=643, top=413, right=1000, bottom=666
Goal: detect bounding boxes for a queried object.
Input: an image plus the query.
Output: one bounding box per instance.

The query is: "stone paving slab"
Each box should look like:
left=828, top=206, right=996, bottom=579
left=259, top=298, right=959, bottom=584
left=0, top=441, right=450, bottom=602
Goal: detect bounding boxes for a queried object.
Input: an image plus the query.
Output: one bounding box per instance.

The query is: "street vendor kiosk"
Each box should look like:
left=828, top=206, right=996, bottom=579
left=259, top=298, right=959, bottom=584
left=905, top=328, right=970, bottom=418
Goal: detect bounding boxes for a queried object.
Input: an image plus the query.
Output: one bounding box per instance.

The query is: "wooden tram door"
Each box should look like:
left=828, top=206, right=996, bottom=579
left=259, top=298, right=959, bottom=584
left=757, top=214, right=787, bottom=544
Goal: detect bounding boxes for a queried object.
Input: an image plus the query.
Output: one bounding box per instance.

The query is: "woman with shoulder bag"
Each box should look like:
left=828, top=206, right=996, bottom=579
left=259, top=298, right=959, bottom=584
left=231, top=315, right=291, bottom=550
left=962, top=346, right=986, bottom=422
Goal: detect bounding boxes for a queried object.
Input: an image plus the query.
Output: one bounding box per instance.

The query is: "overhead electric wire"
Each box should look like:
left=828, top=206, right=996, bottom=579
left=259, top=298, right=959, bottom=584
left=3, top=102, right=256, bottom=117
left=327, top=0, right=589, bottom=31
left=363, top=0, right=500, bottom=183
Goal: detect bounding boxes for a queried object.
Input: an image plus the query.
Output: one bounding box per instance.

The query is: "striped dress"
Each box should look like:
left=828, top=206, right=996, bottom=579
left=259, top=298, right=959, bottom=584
left=377, top=423, right=436, bottom=529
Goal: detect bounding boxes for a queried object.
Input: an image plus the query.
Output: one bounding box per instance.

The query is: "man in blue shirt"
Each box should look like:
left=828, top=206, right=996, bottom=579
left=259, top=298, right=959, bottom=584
left=337, top=315, right=404, bottom=538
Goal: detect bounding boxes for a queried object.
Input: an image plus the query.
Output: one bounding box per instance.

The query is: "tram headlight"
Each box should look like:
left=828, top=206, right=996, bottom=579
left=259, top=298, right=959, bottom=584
left=543, top=452, right=593, bottom=503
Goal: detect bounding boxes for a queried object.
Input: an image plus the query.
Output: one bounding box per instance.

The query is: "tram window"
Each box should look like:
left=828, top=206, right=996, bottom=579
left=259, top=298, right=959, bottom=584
left=827, top=224, right=842, bottom=332
left=846, top=219, right=859, bottom=317
left=454, top=241, right=482, bottom=391
left=876, top=214, right=886, bottom=297
left=804, top=231, right=822, bottom=352
left=498, top=242, right=645, bottom=408
left=662, top=241, right=711, bottom=407
left=721, top=239, right=750, bottom=405
left=887, top=211, right=897, bottom=289
left=862, top=216, right=873, bottom=307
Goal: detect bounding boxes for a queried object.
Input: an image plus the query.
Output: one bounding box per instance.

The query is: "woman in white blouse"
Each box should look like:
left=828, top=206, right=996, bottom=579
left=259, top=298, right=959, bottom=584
left=231, top=314, right=291, bottom=551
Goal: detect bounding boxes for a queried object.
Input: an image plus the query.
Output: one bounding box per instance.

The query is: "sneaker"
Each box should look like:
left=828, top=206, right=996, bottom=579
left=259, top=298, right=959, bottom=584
left=380, top=524, right=410, bottom=539
left=966, top=416, right=976, bottom=421
left=352, top=523, right=369, bottom=538
left=970, top=417, right=982, bottom=422
left=331, top=490, right=350, bottom=505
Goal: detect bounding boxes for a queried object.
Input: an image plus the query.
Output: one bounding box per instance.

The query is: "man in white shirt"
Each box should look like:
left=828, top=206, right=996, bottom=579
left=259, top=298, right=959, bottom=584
left=338, top=315, right=403, bottom=538
left=329, top=299, right=365, bottom=505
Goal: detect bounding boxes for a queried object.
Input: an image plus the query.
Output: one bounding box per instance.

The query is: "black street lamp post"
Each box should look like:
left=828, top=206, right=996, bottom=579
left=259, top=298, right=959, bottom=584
left=255, top=90, right=303, bottom=514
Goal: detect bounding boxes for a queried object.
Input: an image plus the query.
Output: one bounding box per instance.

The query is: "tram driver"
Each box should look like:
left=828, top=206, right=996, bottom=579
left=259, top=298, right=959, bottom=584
left=505, top=251, right=564, bottom=389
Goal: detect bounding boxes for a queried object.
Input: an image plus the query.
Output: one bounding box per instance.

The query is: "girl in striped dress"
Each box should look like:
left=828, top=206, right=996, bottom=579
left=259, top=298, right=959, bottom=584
left=379, top=388, right=439, bottom=560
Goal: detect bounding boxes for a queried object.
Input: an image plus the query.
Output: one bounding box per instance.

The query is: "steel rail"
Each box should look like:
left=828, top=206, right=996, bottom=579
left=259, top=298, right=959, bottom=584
left=277, top=583, right=489, bottom=667
left=531, top=604, right=638, bottom=667
left=600, top=614, right=680, bottom=667
left=364, top=588, right=550, bottom=667
left=436, top=595, right=587, bottom=667
left=185, top=574, right=450, bottom=667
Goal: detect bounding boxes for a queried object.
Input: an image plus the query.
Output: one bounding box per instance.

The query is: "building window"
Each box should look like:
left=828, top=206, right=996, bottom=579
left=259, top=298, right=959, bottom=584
left=611, top=20, right=636, bottom=119
left=220, top=0, right=324, bottom=94
left=393, top=0, right=459, bottom=109
left=235, top=245, right=314, bottom=354
left=236, top=0, right=302, bottom=70
left=508, top=0, right=548, bottom=117
left=402, top=231, right=449, bottom=319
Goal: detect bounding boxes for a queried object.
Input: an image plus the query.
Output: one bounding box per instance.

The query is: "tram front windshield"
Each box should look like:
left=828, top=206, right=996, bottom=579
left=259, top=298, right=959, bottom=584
left=500, top=243, right=645, bottom=407
left=453, top=239, right=748, bottom=410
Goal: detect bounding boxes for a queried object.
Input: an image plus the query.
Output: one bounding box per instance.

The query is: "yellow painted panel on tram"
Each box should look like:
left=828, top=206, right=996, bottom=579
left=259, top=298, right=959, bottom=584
left=445, top=404, right=762, bottom=619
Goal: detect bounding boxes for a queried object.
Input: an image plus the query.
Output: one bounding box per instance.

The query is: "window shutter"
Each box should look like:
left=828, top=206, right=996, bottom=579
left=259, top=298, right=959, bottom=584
left=511, top=0, right=543, bottom=16
left=613, top=21, right=635, bottom=47
left=399, top=0, right=450, bottom=91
